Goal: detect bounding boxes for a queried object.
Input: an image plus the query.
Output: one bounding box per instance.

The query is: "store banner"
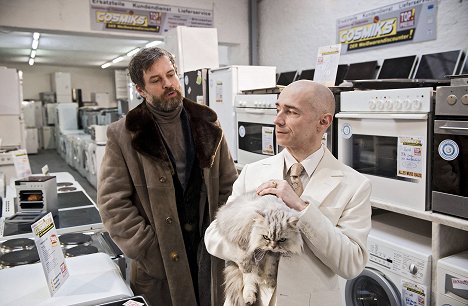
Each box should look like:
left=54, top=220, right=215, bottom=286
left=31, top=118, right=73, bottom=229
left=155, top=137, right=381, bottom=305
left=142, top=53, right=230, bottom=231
left=89, top=0, right=213, bottom=34
left=337, top=0, right=437, bottom=53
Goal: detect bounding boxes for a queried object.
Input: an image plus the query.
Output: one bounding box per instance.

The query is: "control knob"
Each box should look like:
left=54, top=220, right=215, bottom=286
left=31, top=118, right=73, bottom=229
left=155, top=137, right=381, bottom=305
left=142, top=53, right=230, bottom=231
left=462, top=94, right=468, bottom=105
left=384, top=99, right=393, bottom=110
left=403, top=99, right=411, bottom=110
left=412, top=99, right=422, bottom=110
left=409, top=263, right=418, bottom=275
left=376, top=100, right=384, bottom=110
left=446, top=94, right=457, bottom=105
left=394, top=99, right=402, bottom=110
left=368, top=99, right=376, bottom=110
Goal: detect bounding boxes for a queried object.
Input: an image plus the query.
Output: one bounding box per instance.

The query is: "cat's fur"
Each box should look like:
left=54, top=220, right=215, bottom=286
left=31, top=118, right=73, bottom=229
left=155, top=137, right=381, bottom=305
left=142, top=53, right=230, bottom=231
left=215, top=192, right=303, bottom=305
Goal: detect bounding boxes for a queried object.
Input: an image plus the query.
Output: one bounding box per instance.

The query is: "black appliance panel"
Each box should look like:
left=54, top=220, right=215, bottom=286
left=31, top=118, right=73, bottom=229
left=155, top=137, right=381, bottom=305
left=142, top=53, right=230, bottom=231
left=297, top=69, right=315, bottom=80
left=378, top=55, right=417, bottom=79
left=414, top=50, right=463, bottom=79
left=344, top=61, right=378, bottom=81
left=277, top=71, right=298, bottom=86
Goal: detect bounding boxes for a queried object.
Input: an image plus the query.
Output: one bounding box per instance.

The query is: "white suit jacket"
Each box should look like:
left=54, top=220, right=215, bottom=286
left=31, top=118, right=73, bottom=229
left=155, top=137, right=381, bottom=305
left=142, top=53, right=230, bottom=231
left=205, top=148, right=372, bottom=306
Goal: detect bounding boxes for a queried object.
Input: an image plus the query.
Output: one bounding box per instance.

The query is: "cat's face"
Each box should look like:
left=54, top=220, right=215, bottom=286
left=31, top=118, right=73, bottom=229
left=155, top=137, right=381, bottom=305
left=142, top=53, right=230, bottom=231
left=249, top=209, right=303, bottom=255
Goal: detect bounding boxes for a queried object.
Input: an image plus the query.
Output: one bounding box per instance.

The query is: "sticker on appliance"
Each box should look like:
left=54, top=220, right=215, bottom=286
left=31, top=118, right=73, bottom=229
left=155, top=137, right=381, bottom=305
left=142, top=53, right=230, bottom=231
left=216, top=81, right=223, bottom=103
left=341, top=123, right=352, bottom=139
left=438, top=139, right=459, bottom=161
left=262, top=126, right=274, bottom=155
left=238, top=125, right=246, bottom=138
left=401, top=280, right=428, bottom=306
left=397, top=136, right=423, bottom=179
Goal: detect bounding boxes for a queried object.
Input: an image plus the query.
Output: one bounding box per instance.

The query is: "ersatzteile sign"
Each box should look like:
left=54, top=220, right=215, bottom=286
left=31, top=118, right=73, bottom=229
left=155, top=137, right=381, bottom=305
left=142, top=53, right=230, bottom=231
left=90, top=0, right=214, bottom=34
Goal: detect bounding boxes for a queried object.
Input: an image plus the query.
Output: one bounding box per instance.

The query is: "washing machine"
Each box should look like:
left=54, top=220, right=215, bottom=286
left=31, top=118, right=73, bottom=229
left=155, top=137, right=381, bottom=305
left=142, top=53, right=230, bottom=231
left=73, top=134, right=91, bottom=177
left=86, top=141, right=97, bottom=188
left=57, top=130, right=83, bottom=159
left=65, top=134, right=80, bottom=168
left=437, top=250, right=468, bottom=306
left=344, top=213, right=432, bottom=306
left=95, top=144, right=106, bottom=189
left=80, top=137, right=93, bottom=179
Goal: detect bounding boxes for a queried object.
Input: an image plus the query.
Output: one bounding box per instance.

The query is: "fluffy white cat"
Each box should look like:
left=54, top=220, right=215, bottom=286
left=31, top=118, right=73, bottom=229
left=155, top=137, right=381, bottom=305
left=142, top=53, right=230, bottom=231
left=215, top=192, right=304, bottom=305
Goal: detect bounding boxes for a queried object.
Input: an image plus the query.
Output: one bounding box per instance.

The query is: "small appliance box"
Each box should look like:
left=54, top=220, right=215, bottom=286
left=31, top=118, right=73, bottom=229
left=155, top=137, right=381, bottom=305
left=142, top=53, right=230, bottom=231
left=51, top=72, right=72, bottom=103
left=39, top=92, right=56, bottom=103
left=42, top=126, right=56, bottom=149
left=25, top=128, right=39, bottom=154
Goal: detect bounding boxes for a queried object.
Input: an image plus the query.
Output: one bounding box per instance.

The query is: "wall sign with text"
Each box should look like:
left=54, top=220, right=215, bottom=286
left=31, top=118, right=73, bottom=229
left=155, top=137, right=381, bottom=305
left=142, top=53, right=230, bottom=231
left=90, top=0, right=214, bottom=34
left=336, top=0, right=437, bottom=53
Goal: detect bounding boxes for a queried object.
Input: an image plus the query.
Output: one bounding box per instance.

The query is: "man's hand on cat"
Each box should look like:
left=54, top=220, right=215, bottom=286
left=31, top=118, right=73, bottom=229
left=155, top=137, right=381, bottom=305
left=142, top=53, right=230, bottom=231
left=256, top=180, right=309, bottom=211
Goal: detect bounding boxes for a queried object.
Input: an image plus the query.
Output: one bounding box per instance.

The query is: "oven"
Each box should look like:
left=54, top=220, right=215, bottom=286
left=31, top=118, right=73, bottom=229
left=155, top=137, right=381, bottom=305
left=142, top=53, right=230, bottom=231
left=432, top=85, right=468, bottom=219
left=336, top=87, right=433, bottom=211
left=235, top=94, right=281, bottom=166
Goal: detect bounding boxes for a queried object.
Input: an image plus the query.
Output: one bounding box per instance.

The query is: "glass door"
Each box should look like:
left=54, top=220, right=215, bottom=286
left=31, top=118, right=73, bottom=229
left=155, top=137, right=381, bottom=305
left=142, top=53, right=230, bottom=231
left=345, top=268, right=401, bottom=306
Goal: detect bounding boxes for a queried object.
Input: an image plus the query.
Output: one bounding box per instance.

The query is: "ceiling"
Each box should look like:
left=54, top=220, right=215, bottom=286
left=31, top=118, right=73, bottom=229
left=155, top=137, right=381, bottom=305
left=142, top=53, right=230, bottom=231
left=0, top=29, right=163, bottom=69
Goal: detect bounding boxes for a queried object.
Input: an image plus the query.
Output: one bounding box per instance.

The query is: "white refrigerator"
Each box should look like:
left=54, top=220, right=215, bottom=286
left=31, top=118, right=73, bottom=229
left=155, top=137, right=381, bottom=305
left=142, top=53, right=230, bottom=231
left=208, top=66, right=277, bottom=161
left=165, top=26, right=219, bottom=77
left=0, top=67, right=24, bottom=150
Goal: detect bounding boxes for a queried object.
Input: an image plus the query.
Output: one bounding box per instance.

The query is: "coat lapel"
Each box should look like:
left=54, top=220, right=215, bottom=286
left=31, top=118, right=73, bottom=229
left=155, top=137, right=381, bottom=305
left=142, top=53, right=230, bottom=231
left=125, top=99, right=223, bottom=168
left=303, top=149, right=343, bottom=206
left=258, top=151, right=286, bottom=181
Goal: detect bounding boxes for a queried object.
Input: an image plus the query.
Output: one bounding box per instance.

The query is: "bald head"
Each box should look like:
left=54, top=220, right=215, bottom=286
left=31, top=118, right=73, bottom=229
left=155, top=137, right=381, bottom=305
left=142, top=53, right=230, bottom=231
left=280, top=80, right=335, bottom=116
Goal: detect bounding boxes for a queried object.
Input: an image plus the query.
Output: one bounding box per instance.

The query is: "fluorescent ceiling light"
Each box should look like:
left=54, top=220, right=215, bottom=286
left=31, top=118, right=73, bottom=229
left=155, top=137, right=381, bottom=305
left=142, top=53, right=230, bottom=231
left=32, top=39, right=39, bottom=50
left=30, top=50, right=37, bottom=59
left=126, top=48, right=140, bottom=57
left=33, top=32, right=41, bottom=40
left=145, top=40, right=163, bottom=48
left=112, top=56, right=124, bottom=63
left=28, top=58, right=35, bottom=66
left=101, top=62, right=112, bottom=69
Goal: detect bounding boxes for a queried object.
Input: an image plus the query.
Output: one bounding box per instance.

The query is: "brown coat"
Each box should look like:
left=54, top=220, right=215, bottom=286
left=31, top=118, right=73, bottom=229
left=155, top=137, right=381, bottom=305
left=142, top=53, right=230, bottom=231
left=97, top=99, right=238, bottom=306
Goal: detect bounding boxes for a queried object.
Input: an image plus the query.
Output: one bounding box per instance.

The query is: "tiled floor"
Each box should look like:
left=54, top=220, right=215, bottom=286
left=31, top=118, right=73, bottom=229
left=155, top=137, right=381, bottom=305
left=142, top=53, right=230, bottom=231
left=28, top=149, right=97, bottom=203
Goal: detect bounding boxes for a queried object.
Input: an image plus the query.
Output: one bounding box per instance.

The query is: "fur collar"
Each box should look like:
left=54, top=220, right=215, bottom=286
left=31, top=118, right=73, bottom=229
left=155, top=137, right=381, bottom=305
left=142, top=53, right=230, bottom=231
left=125, top=98, right=223, bottom=168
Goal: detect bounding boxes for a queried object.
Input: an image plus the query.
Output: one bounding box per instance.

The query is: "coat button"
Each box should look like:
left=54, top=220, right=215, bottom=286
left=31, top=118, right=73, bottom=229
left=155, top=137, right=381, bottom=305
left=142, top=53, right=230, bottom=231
left=183, top=223, right=193, bottom=232
left=159, top=176, right=167, bottom=183
left=170, top=251, right=179, bottom=262
left=165, top=217, right=173, bottom=224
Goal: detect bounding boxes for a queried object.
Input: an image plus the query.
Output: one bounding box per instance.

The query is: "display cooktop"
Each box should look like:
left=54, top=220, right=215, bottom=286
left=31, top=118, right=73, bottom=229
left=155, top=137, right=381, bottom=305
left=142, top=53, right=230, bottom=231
left=0, top=231, right=122, bottom=270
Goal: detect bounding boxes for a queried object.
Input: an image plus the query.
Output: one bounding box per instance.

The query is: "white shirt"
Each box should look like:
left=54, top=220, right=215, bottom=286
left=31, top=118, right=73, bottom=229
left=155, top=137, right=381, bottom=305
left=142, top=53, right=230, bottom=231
left=283, top=144, right=325, bottom=188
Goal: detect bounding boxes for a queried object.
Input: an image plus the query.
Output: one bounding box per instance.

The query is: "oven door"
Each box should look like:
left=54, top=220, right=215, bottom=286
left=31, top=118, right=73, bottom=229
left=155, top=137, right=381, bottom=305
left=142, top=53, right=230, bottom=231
left=432, top=120, right=468, bottom=218
left=236, top=107, right=278, bottom=166
left=336, top=113, right=430, bottom=211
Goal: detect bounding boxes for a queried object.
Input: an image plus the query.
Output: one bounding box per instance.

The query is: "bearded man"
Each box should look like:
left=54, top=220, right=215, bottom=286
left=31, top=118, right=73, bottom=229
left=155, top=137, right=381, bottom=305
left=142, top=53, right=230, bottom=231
left=97, top=47, right=238, bottom=306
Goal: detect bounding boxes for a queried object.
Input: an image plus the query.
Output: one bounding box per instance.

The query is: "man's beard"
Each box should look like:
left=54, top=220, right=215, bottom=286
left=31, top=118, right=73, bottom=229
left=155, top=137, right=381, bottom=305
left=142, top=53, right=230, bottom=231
left=147, top=87, right=183, bottom=112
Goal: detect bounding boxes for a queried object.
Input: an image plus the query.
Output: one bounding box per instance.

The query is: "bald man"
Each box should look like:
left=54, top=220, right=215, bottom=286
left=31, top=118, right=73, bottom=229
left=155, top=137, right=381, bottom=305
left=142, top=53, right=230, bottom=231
left=205, top=81, right=372, bottom=306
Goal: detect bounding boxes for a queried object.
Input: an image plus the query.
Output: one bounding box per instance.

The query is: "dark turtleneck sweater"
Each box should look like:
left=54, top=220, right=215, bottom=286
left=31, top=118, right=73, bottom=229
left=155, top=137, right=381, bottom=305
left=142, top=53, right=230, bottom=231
left=146, top=101, right=187, bottom=189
